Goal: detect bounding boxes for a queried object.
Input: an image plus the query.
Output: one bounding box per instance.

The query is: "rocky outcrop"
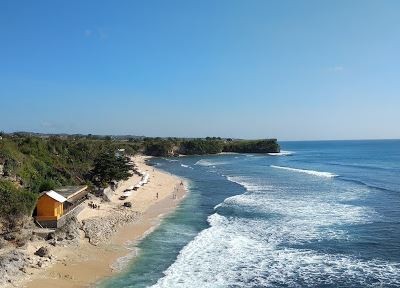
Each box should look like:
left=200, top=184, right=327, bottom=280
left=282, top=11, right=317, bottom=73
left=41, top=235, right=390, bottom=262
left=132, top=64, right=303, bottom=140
left=0, top=250, right=28, bottom=286
left=1, top=216, right=35, bottom=249
left=81, top=208, right=141, bottom=246
left=54, top=216, right=81, bottom=244
left=0, top=248, right=55, bottom=287
left=34, top=246, right=49, bottom=257
left=123, top=202, right=132, bottom=208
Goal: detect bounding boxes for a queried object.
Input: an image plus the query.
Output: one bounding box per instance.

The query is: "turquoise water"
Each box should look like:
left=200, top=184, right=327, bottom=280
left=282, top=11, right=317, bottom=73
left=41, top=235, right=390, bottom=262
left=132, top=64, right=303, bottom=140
left=100, top=140, right=400, bottom=287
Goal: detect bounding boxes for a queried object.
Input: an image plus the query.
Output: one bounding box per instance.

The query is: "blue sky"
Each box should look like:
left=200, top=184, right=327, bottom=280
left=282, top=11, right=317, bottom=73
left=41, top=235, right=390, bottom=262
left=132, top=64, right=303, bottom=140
left=1, top=0, right=399, bottom=140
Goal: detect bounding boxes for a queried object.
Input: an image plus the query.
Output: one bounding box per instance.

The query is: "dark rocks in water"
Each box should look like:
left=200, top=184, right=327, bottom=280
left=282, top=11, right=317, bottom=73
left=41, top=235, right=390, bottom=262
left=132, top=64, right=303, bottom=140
left=123, top=202, right=132, bottom=208
left=34, top=247, right=49, bottom=257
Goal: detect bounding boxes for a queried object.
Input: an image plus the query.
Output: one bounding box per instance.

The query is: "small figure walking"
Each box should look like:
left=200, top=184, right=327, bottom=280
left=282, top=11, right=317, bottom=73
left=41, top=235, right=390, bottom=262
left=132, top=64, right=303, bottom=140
left=156, top=192, right=159, bottom=199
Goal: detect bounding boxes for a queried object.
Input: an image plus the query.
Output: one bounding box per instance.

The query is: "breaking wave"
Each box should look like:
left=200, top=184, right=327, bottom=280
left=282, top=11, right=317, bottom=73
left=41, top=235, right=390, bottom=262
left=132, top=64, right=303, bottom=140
left=195, top=159, right=228, bottom=166
left=271, top=165, right=338, bottom=178
left=180, top=164, right=193, bottom=169
left=268, top=150, right=295, bottom=156
left=151, top=176, right=394, bottom=288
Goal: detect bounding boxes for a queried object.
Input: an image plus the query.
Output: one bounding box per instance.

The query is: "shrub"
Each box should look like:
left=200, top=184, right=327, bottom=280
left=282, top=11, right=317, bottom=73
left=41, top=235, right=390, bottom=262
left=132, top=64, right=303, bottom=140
left=0, top=180, right=37, bottom=218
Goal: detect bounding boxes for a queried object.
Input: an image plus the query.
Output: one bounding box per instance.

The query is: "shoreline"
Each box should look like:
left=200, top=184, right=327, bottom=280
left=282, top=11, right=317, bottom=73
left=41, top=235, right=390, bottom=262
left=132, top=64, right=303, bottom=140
left=22, top=155, right=187, bottom=288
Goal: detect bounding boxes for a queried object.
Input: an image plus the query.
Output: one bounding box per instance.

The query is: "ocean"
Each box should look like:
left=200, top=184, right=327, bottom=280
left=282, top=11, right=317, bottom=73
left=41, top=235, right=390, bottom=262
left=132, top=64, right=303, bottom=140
left=99, top=140, right=400, bottom=288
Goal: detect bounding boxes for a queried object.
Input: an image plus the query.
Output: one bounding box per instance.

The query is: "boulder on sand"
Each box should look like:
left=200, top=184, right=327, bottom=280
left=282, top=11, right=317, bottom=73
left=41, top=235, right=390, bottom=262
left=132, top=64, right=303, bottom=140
left=123, top=202, right=132, bottom=208
left=34, top=247, right=49, bottom=258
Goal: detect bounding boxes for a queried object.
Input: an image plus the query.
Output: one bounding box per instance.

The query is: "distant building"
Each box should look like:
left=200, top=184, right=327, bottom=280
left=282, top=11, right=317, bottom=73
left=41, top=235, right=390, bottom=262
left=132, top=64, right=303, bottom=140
left=34, top=185, right=88, bottom=228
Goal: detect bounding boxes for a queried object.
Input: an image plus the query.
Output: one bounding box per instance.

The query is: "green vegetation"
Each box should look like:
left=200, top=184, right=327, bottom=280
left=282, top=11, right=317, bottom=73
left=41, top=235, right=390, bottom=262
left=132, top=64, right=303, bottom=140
left=0, top=134, right=279, bottom=220
left=144, top=138, right=280, bottom=156
left=0, top=180, right=37, bottom=221
left=180, top=139, right=224, bottom=155
left=144, top=140, right=175, bottom=157
left=223, top=139, right=280, bottom=154
left=90, top=151, right=133, bottom=187
left=0, top=135, right=140, bottom=220
left=0, top=136, right=138, bottom=193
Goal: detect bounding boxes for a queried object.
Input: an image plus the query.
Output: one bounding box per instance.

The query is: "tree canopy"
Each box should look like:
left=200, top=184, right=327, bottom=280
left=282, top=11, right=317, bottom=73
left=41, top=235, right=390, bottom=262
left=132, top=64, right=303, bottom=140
left=0, top=180, right=37, bottom=220
left=90, top=151, right=133, bottom=186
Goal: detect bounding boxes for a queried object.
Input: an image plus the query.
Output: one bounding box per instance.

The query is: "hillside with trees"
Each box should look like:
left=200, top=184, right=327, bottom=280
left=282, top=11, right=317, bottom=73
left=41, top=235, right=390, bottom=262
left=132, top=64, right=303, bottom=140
left=0, top=133, right=279, bottom=225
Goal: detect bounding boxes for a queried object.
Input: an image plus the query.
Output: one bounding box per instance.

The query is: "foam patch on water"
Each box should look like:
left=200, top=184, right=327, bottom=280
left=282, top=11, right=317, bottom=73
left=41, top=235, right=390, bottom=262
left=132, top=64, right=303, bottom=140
left=226, top=176, right=268, bottom=192
left=268, top=150, right=295, bottom=156
left=163, top=158, right=179, bottom=162
left=195, top=159, right=228, bottom=166
left=271, top=165, right=338, bottom=178
left=152, top=212, right=399, bottom=288
left=180, top=164, right=194, bottom=169
left=111, top=247, right=139, bottom=272
left=151, top=174, right=393, bottom=288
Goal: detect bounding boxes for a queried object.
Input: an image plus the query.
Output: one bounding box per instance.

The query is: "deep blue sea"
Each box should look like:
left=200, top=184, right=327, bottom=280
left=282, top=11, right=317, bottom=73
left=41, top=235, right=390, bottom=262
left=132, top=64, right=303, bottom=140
left=99, top=140, right=400, bottom=288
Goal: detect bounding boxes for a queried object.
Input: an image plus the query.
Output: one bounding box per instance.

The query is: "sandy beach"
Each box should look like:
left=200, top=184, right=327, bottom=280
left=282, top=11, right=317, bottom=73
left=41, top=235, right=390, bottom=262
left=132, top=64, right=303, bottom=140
left=21, top=155, right=187, bottom=288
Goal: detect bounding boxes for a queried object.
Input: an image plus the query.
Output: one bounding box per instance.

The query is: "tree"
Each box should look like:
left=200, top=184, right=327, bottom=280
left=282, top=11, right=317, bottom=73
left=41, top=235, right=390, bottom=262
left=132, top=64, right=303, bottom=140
left=144, top=140, right=174, bottom=156
left=90, top=150, right=133, bottom=186
left=0, top=180, right=37, bottom=219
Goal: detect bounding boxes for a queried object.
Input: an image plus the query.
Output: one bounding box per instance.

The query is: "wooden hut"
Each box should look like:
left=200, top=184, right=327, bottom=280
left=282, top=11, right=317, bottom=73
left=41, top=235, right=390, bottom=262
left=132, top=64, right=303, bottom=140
left=35, top=185, right=88, bottom=228
left=35, top=190, right=66, bottom=221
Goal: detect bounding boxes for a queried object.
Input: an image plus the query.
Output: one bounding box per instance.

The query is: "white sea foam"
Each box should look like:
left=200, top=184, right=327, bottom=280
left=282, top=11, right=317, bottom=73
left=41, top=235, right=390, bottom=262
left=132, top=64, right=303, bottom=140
left=151, top=176, right=394, bottom=288
left=225, top=176, right=268, bottom=192
left=271, top=165, right=338, bottom=178
left=152, top=212, right=398, bottom=288
left=180, top=164, right=193, bottom=169
left=111, top=247, right=139, bottom=272
left=226, top=176, right=266, bottom=192
left=195, top=159, right=228, bottom=166
left=268, top=150, right=295, bottom=156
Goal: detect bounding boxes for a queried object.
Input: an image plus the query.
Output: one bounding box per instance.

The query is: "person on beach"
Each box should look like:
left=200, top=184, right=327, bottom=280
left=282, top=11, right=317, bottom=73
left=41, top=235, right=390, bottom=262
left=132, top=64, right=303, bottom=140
left=156, top=192, right=159, bottom=199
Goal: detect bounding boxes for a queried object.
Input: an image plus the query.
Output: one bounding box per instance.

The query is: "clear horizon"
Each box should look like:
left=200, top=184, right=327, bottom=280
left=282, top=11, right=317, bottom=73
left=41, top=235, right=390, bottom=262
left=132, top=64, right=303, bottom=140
left=1, top=1, right=399, bottom=141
